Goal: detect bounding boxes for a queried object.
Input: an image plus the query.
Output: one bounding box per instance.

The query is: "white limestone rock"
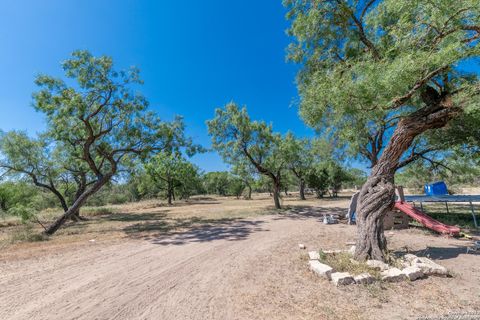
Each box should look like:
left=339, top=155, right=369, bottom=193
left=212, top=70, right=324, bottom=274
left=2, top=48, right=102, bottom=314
left=348, top=245, right=356, bottom=256
left=403, top=254, right=418, bottom=262
left=402, top=266, right=424, bottom=281
left=308, top=251, right=320, bottom=260
left=309, top=260, right=333, bottom=279
left=354, top=273, right=375, bottom=284
left=299, top=244, right=306, bottom=249
left=366, top=259, right=390, bottom=271
left=331, top=272, right=355, bottom=286
left=323, top=249, right=344, bottom=254
left=381, top=268, right=407, bottom=282
left=411, top=257, right=448, bottom=277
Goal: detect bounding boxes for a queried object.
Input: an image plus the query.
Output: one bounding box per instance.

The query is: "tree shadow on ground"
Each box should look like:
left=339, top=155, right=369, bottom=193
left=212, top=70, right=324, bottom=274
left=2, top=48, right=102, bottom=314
left=103, top=212, right=169, bottom=222
left=271, top=205, right=347, bottom=223
left=123, top=215, right=267, bottom=246
left=130, top=199, right=221, bottom=211
left=407, top=245, right=474, bottom=260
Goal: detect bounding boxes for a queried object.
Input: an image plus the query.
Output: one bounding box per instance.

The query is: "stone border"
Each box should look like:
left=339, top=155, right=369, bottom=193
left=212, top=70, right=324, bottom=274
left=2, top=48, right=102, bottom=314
left=305, top=246, right=449, bottom=287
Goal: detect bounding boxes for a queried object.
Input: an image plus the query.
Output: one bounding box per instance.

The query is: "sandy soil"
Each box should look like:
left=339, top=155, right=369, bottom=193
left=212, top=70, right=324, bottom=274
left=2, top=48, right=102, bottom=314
left=0, top=196, right=479, bottom=320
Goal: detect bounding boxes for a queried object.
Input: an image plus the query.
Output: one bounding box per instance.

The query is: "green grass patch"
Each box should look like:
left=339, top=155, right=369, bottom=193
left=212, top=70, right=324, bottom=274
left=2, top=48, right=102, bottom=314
left=419, top=203, right=479, bottom=229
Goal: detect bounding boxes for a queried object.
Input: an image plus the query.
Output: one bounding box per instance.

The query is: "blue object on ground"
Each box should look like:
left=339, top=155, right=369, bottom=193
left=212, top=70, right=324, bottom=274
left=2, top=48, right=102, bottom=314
left=351, top=211, right=356, bottom=223
left=424, top=181, right=448, bottom=196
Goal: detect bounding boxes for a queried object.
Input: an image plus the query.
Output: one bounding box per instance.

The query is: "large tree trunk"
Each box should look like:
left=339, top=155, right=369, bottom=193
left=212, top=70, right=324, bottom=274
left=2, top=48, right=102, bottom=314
left=45, top=176, right=111, bottom=235
left=246, top=183, right=252, bottom=200
left=70, top=173, right=89, bottom=222
left=167, top=188, right=173, bottom=205
left=299, top=179, right=306, bottom=200
left=273, top=181, right=281, bottom=209
left=354, top=93, right=458, bottom=261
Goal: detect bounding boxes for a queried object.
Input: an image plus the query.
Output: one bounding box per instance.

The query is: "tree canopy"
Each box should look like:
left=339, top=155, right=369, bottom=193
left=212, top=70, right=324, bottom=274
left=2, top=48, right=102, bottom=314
left=285, top=0, right=480, bottom=261
left=207, top=103, right=288, bottom=208
left=1, top=50, right=198, bottom=235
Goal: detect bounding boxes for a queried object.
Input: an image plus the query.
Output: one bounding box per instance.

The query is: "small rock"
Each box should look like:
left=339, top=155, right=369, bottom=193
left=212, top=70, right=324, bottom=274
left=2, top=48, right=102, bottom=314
left=403, top=254, right=418, bottom=262
left=366, top=259, right=390, bottom=271
left=89, top=239, right=96, bottom=243
left=348, top=246, right=356, bottom=255
left=323, top=249, right=344, bottom=254
left=309, top=260, right=333, bottom=279
left=381, top=268, right=407, bottom=282
left=308, top=251, right=320, bottom=260
left=331, top=272, right=355, bottom=286
left=402, top=266, right=424, bottom=281
left=354, top=273, right=375, bottom=284
left=412, top=257, right=448, bottom=277
left=299, top=244, right=306, bottom=249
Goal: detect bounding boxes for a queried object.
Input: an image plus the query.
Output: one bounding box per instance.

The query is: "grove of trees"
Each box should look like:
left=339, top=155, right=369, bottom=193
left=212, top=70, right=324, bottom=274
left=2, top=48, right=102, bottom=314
left=0, top=51, right=199, bottom=234
left=0, top=1, right=478, bottom=266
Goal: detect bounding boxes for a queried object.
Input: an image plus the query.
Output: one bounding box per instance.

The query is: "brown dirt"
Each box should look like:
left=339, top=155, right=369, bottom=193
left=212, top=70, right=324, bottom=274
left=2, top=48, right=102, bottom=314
left=0, top=195, right=479, bottom=320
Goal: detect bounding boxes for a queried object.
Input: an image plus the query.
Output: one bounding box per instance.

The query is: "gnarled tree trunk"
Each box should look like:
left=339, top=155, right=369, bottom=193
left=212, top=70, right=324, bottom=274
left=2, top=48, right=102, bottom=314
left=354, top=91, right=459, bottom=261
left=273, top=181, right=281, bottom=209
left=45, top=176, right=111, bottom=235
left=245, top=183, right=252, bottom=200
left=299, top=179, right=306, bottom=200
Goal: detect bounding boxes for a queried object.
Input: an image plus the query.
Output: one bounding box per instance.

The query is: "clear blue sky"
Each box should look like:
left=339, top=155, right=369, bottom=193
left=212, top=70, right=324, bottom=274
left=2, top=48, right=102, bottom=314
left=0, top=0, right=315, bottom=172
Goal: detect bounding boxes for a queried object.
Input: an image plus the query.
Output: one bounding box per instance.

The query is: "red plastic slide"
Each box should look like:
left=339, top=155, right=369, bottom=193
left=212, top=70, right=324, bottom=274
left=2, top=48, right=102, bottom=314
left=394, top=202, right=460, bottom=236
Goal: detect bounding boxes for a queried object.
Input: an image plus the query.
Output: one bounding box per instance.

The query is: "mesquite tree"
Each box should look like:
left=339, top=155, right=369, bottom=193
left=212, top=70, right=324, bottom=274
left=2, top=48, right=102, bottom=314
left=285, top=0, right=480, bottom=261
left=0, top=131, right=93, bottom=221
left=283, top=133, right=314, bottom=200
left=207, top=103, right=287, bottom=209
left=231, top=160, right=256, bottom=200
left=145, top=153, right=199, bottom=205
left=20, top=50, right=195, bottom=235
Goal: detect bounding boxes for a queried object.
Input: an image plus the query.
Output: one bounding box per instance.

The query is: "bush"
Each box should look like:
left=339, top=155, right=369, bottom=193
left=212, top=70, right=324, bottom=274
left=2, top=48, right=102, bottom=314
left=7, top=204, right=36, bottom=223
left=9, top=224, right=48, bottom=243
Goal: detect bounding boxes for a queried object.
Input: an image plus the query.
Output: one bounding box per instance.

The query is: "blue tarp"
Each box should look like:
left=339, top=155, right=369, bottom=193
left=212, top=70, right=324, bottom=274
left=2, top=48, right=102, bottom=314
left=424, top=181, right=448, bottom=196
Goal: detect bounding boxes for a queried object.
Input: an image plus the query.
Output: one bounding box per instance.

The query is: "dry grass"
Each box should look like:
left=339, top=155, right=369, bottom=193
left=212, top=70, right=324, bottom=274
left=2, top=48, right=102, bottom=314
left=0, top=193, right=351, bottom=251
left=318, top=251, right=382, bottom=278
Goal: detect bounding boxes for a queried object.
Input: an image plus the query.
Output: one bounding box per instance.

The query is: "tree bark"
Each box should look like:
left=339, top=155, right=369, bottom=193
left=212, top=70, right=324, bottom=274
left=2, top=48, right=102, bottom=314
left=354, top=92, right=459, bottom=261
left=45, top=176, right=111, bottom=235
left=273, top=181, right=281, bottom=209
left=299, top=179, right=306, bottom=200
left=245, top=183, right=252, bottom=200
left=167, top=186, right=173, bottom=205
left=70, top=173, right=89, bottom=221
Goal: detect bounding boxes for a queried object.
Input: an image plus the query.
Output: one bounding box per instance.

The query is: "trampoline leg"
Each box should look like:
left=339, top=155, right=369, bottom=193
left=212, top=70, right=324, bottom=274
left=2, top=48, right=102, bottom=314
left=470, top=201, right=478, bottom=229
left=445, top=202, right=449, bottom=214
left=420, top=202, right=424, bottom=211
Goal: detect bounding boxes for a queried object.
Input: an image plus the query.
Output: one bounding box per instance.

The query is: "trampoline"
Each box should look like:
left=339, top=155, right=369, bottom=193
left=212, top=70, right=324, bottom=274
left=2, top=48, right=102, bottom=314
left=403, top=195, right=480, bottom=228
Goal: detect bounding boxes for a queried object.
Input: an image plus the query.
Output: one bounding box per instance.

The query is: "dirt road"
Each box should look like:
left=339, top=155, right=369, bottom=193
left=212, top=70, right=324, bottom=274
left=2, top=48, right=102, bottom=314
left=1, top=203, right=479, bottom=320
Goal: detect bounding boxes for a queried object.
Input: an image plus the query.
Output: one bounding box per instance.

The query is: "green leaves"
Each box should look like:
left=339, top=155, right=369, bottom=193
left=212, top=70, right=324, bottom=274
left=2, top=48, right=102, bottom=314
left=286, top=0, right=480, bottom=114
left=207, top=102, right=285, bottom=176
left=145, top=152, right=201, bottom=201
left=1, top=51, right=202, bottom=232
left=285, top=0, right=480, bottom=168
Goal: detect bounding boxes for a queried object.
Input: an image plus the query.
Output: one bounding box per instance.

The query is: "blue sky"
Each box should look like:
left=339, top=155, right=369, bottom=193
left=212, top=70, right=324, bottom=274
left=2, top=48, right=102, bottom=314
left=0, top=0, right=315, bottom=172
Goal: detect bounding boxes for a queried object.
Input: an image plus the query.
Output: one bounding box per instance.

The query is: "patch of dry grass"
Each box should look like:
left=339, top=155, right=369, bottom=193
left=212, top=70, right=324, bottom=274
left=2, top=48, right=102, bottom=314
left=0, top=194, right=350, bottom=249
left=318, top=251, right=382, bottom=278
